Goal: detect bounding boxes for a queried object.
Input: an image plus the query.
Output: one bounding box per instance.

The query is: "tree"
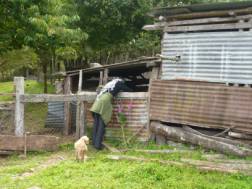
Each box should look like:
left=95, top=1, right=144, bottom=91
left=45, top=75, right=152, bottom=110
left=23, top=0, right=87, bottom=92
left=76, top=0, right=154, bottom=64
left=0, top=47, right=38, bottom=80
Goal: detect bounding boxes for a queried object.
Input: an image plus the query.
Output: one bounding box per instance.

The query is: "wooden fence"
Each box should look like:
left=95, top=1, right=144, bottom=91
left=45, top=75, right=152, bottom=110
left=13, top=77, right=96, bottom=138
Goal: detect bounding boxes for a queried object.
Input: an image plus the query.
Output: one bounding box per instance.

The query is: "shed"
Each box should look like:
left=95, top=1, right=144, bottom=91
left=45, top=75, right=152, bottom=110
left=144, top=1, right=252, bottom=135
left=51, top=57, right=161, bottom=141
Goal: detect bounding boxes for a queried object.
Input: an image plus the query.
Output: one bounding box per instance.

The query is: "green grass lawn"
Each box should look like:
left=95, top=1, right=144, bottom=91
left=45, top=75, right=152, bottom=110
left=0, top=80, right=55, bottom=101
left=0, top=143, right=252, bottom=189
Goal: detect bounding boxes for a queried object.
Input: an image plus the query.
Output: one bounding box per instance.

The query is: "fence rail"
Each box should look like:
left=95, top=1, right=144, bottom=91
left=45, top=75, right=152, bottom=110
left=13, top=77, right=96, bottom=138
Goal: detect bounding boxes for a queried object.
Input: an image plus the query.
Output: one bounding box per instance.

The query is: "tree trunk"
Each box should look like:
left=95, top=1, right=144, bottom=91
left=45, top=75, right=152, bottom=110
left=43, top=64, right=48, bottom=94
left=50, top=58, right=53, bottom=84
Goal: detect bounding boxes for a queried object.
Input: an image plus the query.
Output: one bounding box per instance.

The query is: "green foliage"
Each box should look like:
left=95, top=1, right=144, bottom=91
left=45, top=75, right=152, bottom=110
left=117, top=112, right=128, bottom=146
left=0, top=47, right=38, bottom=74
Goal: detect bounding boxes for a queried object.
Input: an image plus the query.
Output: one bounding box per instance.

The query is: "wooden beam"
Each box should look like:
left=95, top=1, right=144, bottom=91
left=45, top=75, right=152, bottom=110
left=99, top=71, right=103, bottom=85
left=147, top=67, right=160, bottom=139
left=166, top=14, right=252, bottom=27
left=103, top=68, right=109, bottom=84
left=64, top=76, right=72, bottom=135
left=20, top=93, right=96, bottom=103
left=0, top=135, right=59, bottom=151
left=165, top=21, right=252, bottom=32
left=14, top=77, right=24, bottom=137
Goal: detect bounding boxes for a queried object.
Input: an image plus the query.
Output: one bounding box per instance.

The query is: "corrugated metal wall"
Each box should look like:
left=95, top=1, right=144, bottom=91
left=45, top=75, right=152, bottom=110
left=162, top=31, right=252, bottom=84
left=150, top=80, right=252, bottom=134
left=86, top=93, right=149, bottom=141
left=45, top=93, right=149, bottom=141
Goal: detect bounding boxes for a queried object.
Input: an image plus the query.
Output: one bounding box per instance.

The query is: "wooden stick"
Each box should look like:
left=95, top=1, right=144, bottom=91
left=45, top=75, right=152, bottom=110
left=121, top=149, right=192, bottom=154
left=107, top=155, right=249, bottom=175
left=102, top=142, right=121, bottom=153
left=214, top=127, right=234, bottom=137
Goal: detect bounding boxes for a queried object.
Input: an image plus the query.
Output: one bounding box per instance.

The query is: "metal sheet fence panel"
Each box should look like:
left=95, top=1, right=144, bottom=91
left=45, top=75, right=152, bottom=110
left=45, top=102, right=65, bottom=128
left=150, top=80, right=252, bottom=134
left=86, top=94, right=149, bottom=141
left=162, top=31, right=252, bottom=84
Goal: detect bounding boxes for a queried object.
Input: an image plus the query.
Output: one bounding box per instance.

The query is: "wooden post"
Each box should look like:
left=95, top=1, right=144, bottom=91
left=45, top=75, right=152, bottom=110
left=64, top=76, right=72, bottom=135
left=14, top=77, right=24, bottom=136
left=78, top=70, right=83, bottom=92
left=76, top=69, right=85, bottom=139
left=103, top=68, right=109, bottom=84
left=75, top=101, right=80, bottom=139
left=147, top=66, right=160, bottom=140
left=79, top=102, right=85, bottom=137
left=99, top=71, right=103, bottom=86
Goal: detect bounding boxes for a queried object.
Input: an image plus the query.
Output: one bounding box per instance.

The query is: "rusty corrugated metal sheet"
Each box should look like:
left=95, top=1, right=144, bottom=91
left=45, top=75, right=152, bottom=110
left=162, top=31, right=252, bottom=84
left=150, top=80, right=252, bottom=134
left=86, top=92, right=149, bottom=141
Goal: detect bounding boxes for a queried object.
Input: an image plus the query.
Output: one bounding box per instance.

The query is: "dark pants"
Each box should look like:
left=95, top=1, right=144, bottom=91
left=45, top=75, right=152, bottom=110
left=92, top=113, right=106, bottom=150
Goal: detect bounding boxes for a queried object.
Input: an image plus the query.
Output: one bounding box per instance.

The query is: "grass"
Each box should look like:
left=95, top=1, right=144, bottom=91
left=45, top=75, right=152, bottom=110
left=0, top=80, right=55, bottom=101
left=0, top=80, right=55, bottom=133
left=0, top=142, right=252, bottom=189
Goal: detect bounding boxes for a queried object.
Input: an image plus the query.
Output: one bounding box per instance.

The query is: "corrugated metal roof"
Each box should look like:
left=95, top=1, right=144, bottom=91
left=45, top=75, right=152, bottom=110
left=150, top=80, right=252, bottom=134
left=162, top=31, right=252, bottom=84
left=150, top=1, right=252, bottom=18
left=66, top=57, right=160, bottom=75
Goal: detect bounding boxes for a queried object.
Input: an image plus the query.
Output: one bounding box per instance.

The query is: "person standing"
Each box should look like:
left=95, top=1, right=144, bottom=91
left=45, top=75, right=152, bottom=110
left=90, top=78, right=132, bottom=150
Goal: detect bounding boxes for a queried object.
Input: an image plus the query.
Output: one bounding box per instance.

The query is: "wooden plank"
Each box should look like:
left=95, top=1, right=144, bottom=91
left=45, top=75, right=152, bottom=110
left=0, top=150, right=13, bottom=155
left=166, top=14, right=252, bottom=26
left=64, top=76, right=72, bottom=135
left=143, top=23, right=165, bottom=31
left=165, top=21, right=252, bottom=32
left=0, top=135, right=59, bottom=151
left=165, top=7, right=252, bottom=21
left=20, top=93, right=96, bottom=103
left=78, top=70, right=83, bottom=92
left=14, top=77, right=24, bottom=137
left=0, top=101, right=14, bottom=105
